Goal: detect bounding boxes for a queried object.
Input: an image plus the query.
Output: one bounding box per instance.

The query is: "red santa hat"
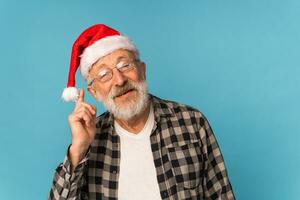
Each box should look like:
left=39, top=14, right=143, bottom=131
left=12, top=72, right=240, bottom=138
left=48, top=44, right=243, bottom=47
left=61, top=24, right=139, bottom=102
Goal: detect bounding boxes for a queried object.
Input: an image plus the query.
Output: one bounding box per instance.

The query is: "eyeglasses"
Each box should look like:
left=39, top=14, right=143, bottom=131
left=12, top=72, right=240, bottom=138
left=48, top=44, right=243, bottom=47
left=88, top=59, right=138, bottom=85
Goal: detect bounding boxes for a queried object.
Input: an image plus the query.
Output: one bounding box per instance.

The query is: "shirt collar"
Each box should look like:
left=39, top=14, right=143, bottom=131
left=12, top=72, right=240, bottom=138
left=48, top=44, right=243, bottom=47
left=150, top=93, right=174, bottom=120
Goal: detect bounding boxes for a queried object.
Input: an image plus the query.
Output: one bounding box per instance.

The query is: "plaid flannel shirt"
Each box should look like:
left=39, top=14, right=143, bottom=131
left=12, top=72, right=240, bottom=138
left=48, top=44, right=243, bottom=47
left=49, top=94, right=235, bottom=200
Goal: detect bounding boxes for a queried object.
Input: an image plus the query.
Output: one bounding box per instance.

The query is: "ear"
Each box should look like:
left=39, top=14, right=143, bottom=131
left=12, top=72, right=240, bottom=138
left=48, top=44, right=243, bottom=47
left=87, top=85, right=98, bottom=99
left=139, top=62, right=146, bottom=80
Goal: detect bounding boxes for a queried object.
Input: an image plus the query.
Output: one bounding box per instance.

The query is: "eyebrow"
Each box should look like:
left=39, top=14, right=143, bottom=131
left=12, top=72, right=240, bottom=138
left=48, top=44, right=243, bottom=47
left=116, top=56, right=132, bottom=63
left=93, top=55, right=133, bottom=73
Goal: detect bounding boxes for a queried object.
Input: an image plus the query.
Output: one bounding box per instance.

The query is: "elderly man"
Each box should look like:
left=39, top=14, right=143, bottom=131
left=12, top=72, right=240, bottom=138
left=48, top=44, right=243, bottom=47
left=49, top=24, right=235, bottom=200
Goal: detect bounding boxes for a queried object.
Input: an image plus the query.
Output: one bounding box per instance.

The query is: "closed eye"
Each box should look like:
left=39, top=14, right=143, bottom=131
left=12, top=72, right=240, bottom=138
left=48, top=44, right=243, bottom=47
left=98, top=69, right=109, bottom=77
left=119, top=64, right=129, bottom=69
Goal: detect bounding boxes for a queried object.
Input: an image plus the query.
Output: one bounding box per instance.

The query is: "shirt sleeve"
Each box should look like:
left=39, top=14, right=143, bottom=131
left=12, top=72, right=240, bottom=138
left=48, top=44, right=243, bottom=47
left=196, top=112, right=235, bottom=200
left=48, top=145, right=89, bottom=200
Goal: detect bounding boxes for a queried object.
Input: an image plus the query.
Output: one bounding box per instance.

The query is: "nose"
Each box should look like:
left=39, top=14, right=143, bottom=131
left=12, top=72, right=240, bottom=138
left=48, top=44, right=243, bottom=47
left=112, top=68, right=127, bottom=86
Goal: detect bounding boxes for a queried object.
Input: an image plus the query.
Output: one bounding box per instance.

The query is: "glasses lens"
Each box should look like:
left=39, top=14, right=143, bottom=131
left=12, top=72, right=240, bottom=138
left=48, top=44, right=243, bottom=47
left=118, top=63, right=134, bottom=72
left=99, top=70, right=112, bottom=82
left=97, top=68, right=112, bottom=82
left=93, top=60, right=136, bottom=83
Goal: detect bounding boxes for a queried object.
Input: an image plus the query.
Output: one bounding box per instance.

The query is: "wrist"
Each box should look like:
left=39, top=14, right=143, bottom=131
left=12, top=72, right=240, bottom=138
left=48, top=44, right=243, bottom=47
left=68, top=144, right=89, bottom=172
left=69, top=144, right=89, bottom=158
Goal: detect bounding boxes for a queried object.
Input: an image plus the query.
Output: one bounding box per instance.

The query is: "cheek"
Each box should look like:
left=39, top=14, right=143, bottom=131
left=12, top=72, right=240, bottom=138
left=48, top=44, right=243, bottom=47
left=94, top=84, right=111, bottom=99
left=130, top=70, right=144, bottom=81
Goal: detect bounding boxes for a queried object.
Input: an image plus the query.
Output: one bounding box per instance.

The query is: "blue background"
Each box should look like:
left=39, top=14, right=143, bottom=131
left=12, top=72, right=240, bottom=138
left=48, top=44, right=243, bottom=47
left=0, top=0, right=299, bottom=199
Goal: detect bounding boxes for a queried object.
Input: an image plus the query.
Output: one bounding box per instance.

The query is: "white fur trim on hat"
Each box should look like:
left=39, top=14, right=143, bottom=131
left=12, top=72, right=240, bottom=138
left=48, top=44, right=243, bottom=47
left=61, top=87, right=79, bottom=102
left=79, top=35, right=139, bottom=79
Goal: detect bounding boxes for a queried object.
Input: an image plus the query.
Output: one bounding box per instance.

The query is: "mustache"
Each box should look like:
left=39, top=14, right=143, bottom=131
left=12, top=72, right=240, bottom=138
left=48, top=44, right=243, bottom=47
left=109, top=81, right=137, bottom=98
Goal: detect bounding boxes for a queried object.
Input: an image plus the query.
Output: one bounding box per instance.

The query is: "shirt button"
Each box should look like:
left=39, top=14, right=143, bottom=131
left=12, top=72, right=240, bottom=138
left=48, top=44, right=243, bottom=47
left=163, top=191, right=168, bottom=198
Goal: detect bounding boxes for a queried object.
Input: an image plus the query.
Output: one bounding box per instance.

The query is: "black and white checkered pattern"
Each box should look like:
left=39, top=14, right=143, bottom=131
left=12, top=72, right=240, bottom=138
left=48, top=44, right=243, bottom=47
left=49, top=94, right=235, bottom=200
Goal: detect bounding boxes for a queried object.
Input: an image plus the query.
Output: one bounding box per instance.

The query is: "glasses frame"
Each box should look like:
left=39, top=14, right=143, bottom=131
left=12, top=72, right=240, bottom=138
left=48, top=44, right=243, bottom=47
left=87, top=59, right=139, bottom=85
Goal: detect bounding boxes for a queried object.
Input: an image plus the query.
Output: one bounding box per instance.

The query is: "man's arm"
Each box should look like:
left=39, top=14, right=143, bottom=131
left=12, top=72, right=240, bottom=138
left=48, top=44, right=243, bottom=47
left=196, top=112, right=235, bottom=200
left=49, top=89, right=96, bottom=199
left=48, top=146, right=89, bottom=200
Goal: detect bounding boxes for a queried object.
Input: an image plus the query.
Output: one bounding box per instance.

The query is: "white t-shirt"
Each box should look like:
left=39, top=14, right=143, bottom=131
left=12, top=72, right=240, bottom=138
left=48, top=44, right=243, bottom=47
left=114, top=104, right=161, bottom=200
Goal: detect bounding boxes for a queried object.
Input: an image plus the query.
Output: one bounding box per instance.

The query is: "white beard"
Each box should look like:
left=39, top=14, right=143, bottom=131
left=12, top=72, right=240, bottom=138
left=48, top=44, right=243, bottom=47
left=97, top=81, right=149, bottom=121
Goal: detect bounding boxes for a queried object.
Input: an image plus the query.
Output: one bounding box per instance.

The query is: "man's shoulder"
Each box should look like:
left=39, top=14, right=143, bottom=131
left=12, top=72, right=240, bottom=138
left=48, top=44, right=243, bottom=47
left=151, top=94, right=210, bottom=141
left=151, top=94, right=205, bottom=119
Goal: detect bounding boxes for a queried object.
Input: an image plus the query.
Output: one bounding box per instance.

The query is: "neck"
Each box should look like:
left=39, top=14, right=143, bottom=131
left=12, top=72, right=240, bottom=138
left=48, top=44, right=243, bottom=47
left=115, top=103, right=151, bottom=134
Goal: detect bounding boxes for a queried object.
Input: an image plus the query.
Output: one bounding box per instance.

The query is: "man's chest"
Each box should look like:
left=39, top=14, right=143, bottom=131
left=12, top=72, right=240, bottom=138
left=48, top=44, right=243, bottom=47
left=86, top=120, right=205, bottom=199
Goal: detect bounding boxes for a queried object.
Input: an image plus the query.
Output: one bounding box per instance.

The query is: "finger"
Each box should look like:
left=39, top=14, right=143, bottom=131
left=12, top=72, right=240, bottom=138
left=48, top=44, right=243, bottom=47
left=81, top=102, right=96, bottom=115
left=82, top=113, right=92, bottom=127
left=76, top=106, right=95, bottom=118
left=74, top=89, right=86, bottom=110
left=77, top=110, right=93, bottom=126
left=75, top=101, right=96, bottom=115
left=77, top=89, right=85, bottom=102
left=84, top=111, right=96, bottom=127
left=77, top=108, right=93, bottom=120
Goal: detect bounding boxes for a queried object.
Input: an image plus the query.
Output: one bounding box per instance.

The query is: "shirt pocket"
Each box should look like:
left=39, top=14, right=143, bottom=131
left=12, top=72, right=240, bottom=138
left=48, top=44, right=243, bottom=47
left=166, top=139, right=203, bottom=190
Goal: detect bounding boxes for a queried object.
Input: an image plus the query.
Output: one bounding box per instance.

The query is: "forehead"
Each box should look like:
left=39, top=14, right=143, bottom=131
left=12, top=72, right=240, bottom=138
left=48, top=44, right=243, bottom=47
left=88, top=49, right=137, bottom=77
left=93, top=49, right=136, bottom=67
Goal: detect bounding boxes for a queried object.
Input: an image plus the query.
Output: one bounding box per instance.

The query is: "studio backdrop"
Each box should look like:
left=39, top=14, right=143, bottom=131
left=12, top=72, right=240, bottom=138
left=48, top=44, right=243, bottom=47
left=0, top=0, right=299, bottom=199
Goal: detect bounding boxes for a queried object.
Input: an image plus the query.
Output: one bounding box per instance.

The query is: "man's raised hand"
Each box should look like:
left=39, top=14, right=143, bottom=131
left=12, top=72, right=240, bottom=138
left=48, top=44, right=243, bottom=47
left=68, top=89, right=97, bottom=170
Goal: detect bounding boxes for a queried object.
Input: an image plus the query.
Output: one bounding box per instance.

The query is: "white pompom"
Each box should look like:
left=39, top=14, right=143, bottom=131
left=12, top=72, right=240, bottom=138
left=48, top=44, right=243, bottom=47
left=61, top=87, right=79, bottom=102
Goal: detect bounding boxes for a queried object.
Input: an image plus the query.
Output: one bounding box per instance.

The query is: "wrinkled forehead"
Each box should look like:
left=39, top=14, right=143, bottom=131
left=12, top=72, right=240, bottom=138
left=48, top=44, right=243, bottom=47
left=89, top=49, right=138, bottom=74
